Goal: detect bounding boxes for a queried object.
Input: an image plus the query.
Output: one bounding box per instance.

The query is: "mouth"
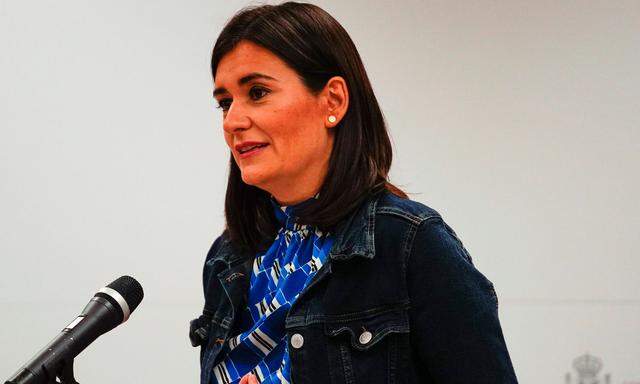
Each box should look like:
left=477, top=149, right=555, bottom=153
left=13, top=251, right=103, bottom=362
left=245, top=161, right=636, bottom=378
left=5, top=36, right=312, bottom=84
left=237, top=143, right=269, bottom=158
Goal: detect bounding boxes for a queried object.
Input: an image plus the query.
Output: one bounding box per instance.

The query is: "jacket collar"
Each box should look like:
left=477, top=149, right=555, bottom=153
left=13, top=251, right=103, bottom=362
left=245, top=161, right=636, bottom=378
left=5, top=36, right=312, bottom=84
left=327, top=191, right=380, bottom=261
left=217, top=190, right=382, bottom=265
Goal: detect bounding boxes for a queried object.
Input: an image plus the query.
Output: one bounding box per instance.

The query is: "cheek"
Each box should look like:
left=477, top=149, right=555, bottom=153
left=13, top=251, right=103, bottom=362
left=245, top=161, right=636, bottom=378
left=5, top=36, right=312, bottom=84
left=223, top=133, right=240, bottom=165
left=224, top=132, right=233, bottom=148
left=270, top=100, right=322, bottom=155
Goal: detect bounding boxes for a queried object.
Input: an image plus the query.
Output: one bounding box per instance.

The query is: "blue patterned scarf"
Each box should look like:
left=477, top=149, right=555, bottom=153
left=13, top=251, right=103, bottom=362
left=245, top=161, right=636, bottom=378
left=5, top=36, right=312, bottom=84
left=211, top=194, right=334, bottom=384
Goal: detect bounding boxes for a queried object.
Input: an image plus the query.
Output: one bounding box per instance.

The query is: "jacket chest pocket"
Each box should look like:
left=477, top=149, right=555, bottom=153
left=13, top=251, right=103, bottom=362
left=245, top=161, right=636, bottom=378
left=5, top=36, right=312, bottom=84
left=323, top=307, right=410, bottom=384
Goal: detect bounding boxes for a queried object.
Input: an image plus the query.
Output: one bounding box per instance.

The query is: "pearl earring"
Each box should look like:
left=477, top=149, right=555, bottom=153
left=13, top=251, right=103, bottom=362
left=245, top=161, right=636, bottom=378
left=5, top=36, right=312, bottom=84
left=328, top=115, right=337, bottom=123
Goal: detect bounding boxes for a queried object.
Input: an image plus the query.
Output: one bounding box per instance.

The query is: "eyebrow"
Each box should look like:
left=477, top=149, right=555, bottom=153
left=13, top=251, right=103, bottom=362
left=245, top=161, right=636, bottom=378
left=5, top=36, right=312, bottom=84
left=213, top=72, right=278, bottom=97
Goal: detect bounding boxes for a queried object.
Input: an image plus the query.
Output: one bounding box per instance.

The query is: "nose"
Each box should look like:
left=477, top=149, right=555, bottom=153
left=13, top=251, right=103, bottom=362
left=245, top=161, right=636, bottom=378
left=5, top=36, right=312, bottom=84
left=222, top=101, right=251, bottom=134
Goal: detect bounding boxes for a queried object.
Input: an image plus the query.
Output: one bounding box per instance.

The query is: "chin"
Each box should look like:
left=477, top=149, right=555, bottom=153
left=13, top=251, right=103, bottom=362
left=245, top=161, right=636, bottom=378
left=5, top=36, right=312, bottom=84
left=240, top=167, right=270, bottom=188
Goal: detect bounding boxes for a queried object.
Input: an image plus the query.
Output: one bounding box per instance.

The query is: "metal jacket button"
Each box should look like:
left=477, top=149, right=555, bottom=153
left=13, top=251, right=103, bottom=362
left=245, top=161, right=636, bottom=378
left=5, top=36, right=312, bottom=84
left=359, top=330, right=372, bottom=345
left=291, top=333, right=304, bottom=349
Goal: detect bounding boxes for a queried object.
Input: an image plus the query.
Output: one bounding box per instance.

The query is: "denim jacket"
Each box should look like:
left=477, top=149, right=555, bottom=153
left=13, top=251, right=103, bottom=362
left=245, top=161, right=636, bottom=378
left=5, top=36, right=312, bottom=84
left=189, top=190, right=519, bottom=383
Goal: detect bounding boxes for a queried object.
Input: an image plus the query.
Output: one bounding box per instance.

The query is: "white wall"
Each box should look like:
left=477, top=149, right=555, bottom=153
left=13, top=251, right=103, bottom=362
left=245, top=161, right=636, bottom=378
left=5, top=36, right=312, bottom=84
left=1, top=0, right=638, bottom=382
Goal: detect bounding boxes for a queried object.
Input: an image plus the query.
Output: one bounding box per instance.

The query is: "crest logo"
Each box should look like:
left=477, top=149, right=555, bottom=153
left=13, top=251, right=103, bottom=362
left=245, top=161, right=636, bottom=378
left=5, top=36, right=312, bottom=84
left=565, top=353, right=611, bottom=384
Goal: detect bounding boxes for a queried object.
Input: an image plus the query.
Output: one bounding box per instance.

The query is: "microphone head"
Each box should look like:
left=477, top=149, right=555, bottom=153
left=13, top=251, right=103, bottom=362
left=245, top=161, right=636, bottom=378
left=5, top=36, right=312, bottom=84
left=107, top=275, right=144, bottom=313
left=96, top=275, right=144, bottom=322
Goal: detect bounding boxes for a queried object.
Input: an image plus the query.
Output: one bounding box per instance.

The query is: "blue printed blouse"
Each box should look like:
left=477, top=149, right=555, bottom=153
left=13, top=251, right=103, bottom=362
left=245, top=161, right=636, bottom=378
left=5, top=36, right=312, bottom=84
left=211, top=194, right=334, bottom=384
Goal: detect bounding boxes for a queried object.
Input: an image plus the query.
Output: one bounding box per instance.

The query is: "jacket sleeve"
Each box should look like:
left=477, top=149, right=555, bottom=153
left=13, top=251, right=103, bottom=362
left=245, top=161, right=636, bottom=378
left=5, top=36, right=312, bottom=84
left=189, top=233, right=224, bottom=362
left=407, top=216, right=519, bottom=383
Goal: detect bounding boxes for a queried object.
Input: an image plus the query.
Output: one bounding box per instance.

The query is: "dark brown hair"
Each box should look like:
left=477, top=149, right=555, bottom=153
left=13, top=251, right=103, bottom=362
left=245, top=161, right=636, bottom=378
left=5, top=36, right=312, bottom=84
left=211, top=1, right=408, bottom=254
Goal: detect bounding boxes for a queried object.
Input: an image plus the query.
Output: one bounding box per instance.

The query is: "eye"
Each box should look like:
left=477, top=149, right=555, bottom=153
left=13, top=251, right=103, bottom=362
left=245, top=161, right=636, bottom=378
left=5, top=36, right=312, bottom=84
left=249, top=86, right=270, bottom=100
left=216, top=98, right=232, bottom=112
left=215, top=87, right=270, bottom=113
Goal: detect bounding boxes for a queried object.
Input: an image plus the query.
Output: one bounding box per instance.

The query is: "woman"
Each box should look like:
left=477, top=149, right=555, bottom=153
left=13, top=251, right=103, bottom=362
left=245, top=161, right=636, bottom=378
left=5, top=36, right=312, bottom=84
left=189, top=2, right=519, bottom=383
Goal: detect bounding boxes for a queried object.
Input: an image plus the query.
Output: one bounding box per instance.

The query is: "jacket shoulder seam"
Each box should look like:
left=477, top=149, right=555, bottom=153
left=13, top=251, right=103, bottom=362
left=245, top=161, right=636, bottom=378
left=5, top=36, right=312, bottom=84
left=376, top=206, right=441, bottom=225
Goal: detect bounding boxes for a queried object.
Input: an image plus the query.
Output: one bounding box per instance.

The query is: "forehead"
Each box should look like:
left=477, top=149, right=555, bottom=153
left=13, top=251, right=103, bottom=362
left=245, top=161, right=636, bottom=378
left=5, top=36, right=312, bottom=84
left=215, top=41, right=290, bottom=85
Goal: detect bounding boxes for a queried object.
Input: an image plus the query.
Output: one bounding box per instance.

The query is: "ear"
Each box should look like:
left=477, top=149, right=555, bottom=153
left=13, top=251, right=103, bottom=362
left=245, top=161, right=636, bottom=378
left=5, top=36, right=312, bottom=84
left=322, top=76, right=349, bottom=128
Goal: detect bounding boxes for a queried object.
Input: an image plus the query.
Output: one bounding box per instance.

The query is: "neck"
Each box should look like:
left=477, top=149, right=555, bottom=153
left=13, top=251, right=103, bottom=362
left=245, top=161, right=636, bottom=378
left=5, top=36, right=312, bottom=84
left=267, top=164, right=328, bottom=206
left=272, top=188, right=319, bottom=206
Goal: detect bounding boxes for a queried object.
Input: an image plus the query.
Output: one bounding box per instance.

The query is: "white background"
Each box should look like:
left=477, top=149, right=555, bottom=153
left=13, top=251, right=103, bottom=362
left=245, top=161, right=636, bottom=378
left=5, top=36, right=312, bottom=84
left=1, top=0, right=638, bottom=382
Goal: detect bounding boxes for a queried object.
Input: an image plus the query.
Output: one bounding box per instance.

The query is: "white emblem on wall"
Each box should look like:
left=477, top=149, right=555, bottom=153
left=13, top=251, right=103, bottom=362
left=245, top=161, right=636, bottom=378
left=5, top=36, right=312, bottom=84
left=564, top=353, right=611, bottom=384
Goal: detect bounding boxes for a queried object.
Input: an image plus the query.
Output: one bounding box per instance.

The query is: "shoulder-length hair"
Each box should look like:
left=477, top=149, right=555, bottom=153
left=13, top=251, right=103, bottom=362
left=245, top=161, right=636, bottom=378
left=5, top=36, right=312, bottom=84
left=211, top=1, right=408, bottom=254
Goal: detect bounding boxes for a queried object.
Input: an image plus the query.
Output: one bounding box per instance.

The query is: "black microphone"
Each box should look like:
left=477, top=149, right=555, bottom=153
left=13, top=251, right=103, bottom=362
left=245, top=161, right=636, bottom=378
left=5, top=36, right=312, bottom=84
left=5, top=275, right=144, bottom=384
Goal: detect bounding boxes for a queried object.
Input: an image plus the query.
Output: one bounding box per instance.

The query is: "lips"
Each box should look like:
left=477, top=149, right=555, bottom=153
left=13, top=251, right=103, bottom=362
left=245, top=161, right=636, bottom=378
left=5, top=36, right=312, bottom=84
left=235, top=141, right=269, bottom=154
left=238, top=143, right=268, bottom=154
left=235, top=142, right=269, bottom=159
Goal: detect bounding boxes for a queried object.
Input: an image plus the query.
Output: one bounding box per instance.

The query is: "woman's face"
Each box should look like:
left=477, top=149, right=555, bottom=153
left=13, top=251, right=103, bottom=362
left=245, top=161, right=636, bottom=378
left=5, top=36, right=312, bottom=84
left=214, top=40, right=340, bottom=203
